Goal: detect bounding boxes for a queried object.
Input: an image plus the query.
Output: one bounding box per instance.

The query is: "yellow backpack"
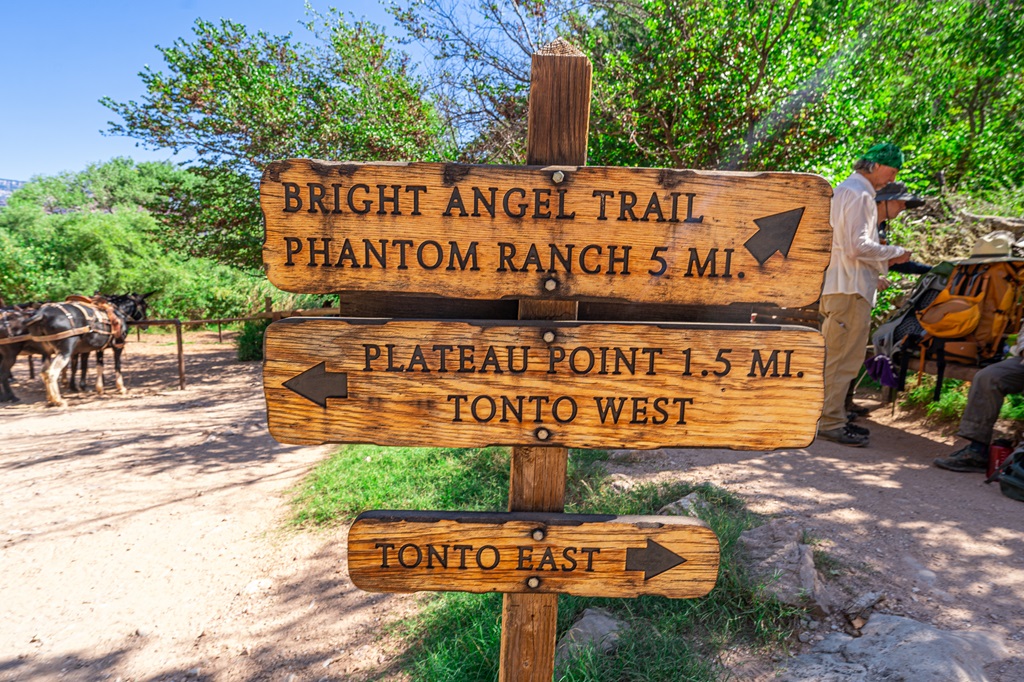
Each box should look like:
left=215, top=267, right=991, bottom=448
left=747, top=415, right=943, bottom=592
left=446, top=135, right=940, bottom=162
left=916, top=260, right=1024, bottom=363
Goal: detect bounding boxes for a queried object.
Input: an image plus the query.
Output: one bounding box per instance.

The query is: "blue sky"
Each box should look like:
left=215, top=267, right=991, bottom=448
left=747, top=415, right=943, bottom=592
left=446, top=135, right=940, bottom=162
left=0, top=1, right=407, bottom=182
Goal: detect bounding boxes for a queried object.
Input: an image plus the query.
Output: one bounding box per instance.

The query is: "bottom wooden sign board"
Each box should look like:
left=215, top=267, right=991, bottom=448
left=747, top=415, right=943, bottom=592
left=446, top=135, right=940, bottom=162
left=264, top=318, right=824, bottom=450
left=348, top=511, right=720, bottom=599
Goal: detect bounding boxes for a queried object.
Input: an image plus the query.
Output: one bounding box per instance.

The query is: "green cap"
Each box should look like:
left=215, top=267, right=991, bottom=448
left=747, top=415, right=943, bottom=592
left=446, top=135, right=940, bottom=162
left=861, top=142, right=904, bottom=170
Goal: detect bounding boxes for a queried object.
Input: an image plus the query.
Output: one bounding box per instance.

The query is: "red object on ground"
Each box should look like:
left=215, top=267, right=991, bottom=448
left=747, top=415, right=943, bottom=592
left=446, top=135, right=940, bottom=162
left=988, top=444, right=1014, bottom=478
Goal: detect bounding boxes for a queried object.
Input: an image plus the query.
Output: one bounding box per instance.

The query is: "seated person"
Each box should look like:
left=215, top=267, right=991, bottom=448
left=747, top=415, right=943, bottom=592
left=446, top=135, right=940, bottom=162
left=934, top=330, right=1024, bottom=472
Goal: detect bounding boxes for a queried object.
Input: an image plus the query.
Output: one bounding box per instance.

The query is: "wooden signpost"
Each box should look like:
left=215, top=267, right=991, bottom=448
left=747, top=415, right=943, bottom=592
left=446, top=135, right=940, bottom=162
left=348, top=511, right=720, bottom=599
left=264, top=318, right=824, bottom=450
left=260, top=39, right=831, bottom=682
left=262, top=160, right=832, bottom=307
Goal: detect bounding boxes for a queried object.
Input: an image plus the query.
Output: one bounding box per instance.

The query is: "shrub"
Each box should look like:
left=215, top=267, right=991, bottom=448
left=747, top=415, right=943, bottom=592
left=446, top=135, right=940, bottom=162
left=236, top=318, right=271, bottom=361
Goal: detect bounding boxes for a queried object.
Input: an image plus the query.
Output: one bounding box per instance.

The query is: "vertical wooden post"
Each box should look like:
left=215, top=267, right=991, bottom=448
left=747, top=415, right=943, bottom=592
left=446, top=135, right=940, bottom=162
left=499, top=39, right=591, bottom=682
left=174, top=319, right=186, bottom=390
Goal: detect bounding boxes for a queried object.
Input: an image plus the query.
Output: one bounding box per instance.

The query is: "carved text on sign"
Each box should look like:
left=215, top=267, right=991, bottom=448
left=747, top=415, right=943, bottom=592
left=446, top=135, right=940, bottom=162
left=347, top=511, right=720, bottom=599
left=263, top=318, right=825, bottom=450
left=261, top=161, right=832, bottom=306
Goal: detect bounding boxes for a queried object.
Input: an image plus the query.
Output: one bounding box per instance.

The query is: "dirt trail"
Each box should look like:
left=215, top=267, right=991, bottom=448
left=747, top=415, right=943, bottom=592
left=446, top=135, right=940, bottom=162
left=1, top=332, right=1023, bottom=680
left=1, top=333, right=413, bottom=682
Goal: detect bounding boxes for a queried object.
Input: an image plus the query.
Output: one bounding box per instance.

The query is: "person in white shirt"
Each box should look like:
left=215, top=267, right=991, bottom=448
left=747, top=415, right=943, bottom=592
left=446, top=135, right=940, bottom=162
left=818, top=142, right=912, bottom=446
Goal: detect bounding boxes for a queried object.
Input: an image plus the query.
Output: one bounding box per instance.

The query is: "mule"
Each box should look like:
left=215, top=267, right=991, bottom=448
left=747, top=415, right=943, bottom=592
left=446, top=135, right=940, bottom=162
left=25, top=294, right=150, bottom=407
left=0, top=305, right=46, bottom=403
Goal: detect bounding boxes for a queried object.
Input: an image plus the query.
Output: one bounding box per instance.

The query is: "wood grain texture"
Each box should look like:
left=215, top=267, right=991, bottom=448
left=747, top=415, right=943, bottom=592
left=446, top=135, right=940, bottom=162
left=262, top=318, right=825, bottom=450
left=260, top=160, right=833, bottom=307
left=347, top=512, right=720, bottom=599
left=505, top=45, right=591, bottom=682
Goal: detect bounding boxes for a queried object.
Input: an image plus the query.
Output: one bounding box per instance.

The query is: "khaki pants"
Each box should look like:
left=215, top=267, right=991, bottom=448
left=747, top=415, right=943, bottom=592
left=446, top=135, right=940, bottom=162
left=820, top=293, right=871, bottom=432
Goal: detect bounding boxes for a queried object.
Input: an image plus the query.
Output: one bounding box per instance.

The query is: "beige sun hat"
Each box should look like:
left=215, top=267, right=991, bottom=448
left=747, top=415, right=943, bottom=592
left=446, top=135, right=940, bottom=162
left=958, top=231, right=1020, bottom=264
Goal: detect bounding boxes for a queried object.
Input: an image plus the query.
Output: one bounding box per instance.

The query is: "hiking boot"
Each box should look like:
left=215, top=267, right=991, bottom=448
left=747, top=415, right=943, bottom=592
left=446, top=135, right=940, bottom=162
left=846, top=422, right=869, bottom=436
left=818, top=425, right=869, bottom=447
left=933, top=445, right=988, bottom=473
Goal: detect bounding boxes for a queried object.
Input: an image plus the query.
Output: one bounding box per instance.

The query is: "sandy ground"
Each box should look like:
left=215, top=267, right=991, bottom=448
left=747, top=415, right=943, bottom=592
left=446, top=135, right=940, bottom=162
left=1, top=331, right=1023, bottom=681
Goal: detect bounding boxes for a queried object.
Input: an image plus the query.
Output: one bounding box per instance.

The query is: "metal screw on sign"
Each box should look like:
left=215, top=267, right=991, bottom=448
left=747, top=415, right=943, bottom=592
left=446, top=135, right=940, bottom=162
left=527, top=577, right=541, bottom=589
left=544, top=278, right=558, bottom=292
left=535, top=428, right=551, bottom=441
left=531, top=528, right=546, bottom=541
left=551, top=170, right=565, bottom=183
left=542, top=330, right=556, bottom=343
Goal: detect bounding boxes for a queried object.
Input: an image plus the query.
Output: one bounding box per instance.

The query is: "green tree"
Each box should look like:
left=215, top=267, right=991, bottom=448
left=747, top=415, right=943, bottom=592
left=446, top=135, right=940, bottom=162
left=0, top=160, right=257, bottom=318
left=852, top=0, right=1024, bottom=192
left=388, top=0, right=583, bottom=163
left=388, top=0, right=1022, bottom=199
left=102, top=10, right=447, bottom=268
left=580, top=0, right=882, bottom=171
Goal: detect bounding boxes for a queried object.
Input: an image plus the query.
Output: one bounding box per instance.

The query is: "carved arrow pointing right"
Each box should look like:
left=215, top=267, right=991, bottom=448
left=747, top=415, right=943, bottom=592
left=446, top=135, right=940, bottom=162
left=625, top=539, right=687, bottom=580
left=283, top=362, right=348, bottom=408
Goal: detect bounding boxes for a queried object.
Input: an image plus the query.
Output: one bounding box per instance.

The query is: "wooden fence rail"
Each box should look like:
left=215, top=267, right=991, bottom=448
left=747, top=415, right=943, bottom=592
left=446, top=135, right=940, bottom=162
left=123, top=307, right=343, bottom=389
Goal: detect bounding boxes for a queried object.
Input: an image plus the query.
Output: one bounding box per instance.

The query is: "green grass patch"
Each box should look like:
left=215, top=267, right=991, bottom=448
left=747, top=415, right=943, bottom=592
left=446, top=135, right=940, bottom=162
left=900, top=374, right=1024, bottom=423
left=295, top=446, right=804, bottom=680
left=900, top=376, right=969, bottom=421
left=291, top=445, right=510, bottom=526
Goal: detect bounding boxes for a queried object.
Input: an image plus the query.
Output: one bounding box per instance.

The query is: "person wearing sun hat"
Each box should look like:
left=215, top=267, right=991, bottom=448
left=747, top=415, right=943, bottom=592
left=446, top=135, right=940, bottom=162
left=876, top=181, right=930, bottom=275
left=817, top=142, right=913, bottom=447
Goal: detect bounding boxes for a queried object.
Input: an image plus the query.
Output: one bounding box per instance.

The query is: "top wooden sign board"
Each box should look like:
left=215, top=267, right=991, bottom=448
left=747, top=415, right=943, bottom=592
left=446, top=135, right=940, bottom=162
left=261, top=160, right=832, bottom=307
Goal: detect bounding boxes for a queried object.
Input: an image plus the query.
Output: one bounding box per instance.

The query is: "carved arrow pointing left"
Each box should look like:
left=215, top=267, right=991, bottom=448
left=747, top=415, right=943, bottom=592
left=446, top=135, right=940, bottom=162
left=283, top=362, right=348, bottom=407
left=625, top=539, right=687, bottom=580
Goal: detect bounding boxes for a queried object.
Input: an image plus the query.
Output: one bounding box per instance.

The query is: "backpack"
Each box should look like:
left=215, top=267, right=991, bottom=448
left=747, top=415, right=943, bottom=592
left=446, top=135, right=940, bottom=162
left=870, top=263, right=953, bottom=385
left=991, top=448, right=1024, bottom=502
left=916, top=259, right=1024, bottom=364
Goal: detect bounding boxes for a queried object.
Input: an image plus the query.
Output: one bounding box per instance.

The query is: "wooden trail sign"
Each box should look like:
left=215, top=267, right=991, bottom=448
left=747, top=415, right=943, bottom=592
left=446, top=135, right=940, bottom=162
left=263, top=317, right=825, bottom=450
left=258, top=39, right=827, bottom=682
left=348, top=511, right=720, bottom=599
left=261, top=160, right=833, bottom=308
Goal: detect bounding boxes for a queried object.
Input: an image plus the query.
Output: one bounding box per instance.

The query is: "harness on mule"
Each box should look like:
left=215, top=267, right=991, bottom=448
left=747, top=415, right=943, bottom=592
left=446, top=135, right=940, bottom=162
left=29, top=296, right=127, bottom=349
left=0, top=311, right=29, bottom=345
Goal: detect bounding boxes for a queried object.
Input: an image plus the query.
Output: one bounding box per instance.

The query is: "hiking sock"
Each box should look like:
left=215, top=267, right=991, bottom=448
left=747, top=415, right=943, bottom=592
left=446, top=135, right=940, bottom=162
left=967, top=440, right=989, bottom=457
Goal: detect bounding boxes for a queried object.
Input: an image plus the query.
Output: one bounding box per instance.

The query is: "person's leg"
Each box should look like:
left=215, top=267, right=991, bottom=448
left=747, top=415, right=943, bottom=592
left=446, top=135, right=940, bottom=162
left=935, top=357, right=1024, bottom=471
left=846, top=377, right=869, bottom=417
left=958, top=357, right=1024, bottom=443
left=819, top=294, right=871, bottom=443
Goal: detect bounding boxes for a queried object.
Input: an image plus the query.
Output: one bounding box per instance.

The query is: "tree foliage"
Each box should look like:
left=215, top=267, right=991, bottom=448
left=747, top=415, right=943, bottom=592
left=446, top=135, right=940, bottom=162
left=855, top=0, right=1024, bottom=191
left=581, top=0, right=878, bottom=171
left=102, top=10, right=447, bottom=267
left=388, top=0, right=580, bottom=163
left=0, top=160, right=259, bottom=318
left=387, top=0, right=1023, bottom=197
left=95, top=0, right=1022, bottom=278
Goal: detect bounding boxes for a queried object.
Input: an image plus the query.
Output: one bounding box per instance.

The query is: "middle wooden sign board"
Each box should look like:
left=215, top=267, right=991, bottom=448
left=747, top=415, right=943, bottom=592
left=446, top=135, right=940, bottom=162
left=264, top=318, right=825, bottom=450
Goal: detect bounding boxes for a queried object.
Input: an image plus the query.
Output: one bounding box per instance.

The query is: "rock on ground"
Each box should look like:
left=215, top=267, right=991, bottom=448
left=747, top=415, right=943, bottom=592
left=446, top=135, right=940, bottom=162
left=738, top=519, right=838, bottom=616
left=554, top=607, right=628, bottom=669
left=778, top=614, right=1009, bottom=682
